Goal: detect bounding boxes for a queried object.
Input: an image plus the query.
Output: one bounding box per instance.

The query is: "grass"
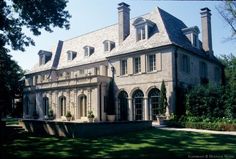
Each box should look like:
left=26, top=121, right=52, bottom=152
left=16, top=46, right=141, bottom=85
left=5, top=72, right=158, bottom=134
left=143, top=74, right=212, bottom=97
left=1, top=124, right=236, bottom=159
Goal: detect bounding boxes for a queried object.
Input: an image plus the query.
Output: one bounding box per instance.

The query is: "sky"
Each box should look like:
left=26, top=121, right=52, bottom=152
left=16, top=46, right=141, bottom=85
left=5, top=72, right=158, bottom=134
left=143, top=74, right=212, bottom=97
left=10, top=0, right=236, bottom=71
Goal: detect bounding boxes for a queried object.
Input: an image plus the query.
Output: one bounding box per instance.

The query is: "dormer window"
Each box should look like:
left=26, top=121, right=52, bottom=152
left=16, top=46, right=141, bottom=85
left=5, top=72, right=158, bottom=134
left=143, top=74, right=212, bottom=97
left=103, top=40, right=115, bottom=52
left=67, top=50, right=77, bottom=61
left=133, top=17, right=155, bottom=41
left=182, top=26, right=200, bottom=48
left=83, top=46, right=94, bottom=56
left=38, top=50, right=52, bottom=65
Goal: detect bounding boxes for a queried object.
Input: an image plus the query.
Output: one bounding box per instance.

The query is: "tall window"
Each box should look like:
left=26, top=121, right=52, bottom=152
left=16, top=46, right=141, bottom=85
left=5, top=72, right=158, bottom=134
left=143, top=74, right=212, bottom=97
left=132, top=90, right=144, bottom=120
left=118, top=91, right=128, bottom=121
left=79, top=95, right=87, bottom=117
left=121, top=59, right=127, bottom=75
left=137, top=26, right=145, bottom=41
left=181, top=54, right=190, bottom=73
left=148, top=88, right=160, bottom=120
left=59, top=96, right=66, bottom=116
left=199, top=61, right=208, bottom=78
left=214, top=67, right=220, bottom=82
left=148, top=54, right=156, bottom=72
left=25, top=97, right=29, bottom=115
left=43, top=97, right=49, bottom=116
left=134, top=57, right=141, bottom=74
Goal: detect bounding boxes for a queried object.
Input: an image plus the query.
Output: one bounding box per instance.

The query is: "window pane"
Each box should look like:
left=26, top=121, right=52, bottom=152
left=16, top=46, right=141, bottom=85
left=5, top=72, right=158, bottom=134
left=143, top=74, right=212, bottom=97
left=149, top=54, right=156, bottom=71
left=134, top=57, right=141, bottom=73
left=121, top=60, right=127, bottom=75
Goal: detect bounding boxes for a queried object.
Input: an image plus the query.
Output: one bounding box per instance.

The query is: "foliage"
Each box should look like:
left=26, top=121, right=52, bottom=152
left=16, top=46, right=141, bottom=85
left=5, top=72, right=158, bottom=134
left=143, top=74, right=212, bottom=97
left=185, top=84, right=225, bottom=118
left=65, top=111, right=72, bottom=118
left=159, top=80, right=168, bottom=115
left=88, top=111, right=95, bottom=118
left=107, top=79, right=115, bottom=115
left=0, top=48, right=24, bottom=118
left=216, top=1, right=236, bottom=38
left=0, top=0, right=71, bottom=51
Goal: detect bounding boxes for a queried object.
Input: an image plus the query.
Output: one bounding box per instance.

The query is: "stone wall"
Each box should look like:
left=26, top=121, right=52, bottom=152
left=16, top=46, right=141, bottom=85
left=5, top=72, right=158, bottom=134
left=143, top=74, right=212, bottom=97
left=20, top=119, right=152, bottom=138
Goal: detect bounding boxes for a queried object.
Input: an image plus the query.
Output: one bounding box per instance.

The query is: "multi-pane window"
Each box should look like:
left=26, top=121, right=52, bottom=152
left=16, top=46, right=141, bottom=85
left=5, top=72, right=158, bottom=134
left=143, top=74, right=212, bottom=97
left=121, top=60, right=127, bottom=75
left=137, top=26, right=145, bottom=41
left=103, top=40, right=115, bottom=52
left=214, top=67, right=221, bottom=82
left=79, top=69, right=84, bottom=75
left=134, top=57, right=141, bottom=74
left=199, top=61, right=208, bottom=78
left=67, top=51, right=76, bottom=61
left=181, top=54, right=190, bottom=73
left=148, top=54, right=156, bottom=72
left=84, top=46, right=94, bottom=56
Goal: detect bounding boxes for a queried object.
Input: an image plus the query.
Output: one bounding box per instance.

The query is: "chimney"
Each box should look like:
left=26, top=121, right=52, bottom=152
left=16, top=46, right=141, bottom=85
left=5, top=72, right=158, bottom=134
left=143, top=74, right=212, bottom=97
left=118, top=2, right=130, bottom=44
left=200, top=7, right=213, bottom=55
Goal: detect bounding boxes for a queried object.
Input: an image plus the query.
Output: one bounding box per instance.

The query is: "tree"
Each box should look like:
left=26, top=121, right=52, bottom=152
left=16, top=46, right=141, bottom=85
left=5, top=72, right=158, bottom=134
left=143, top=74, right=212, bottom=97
left=216, top=1, right=236, bottom=38
left=0, top=0, right=71, bottom=51
left=107, top=79, right=115, bottom=115
left=159, top=80, right=168, bottom=115
left=0, top=48, right=24, bottom=118
left=0, top=0, right=71, bottom=118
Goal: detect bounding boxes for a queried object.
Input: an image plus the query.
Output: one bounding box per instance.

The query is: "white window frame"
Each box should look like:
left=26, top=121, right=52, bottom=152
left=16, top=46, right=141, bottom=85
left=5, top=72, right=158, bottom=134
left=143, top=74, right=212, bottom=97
left=148, top=54, right=156, bottom=72
left=133, top=56, right=141, bottom=74
left=121, top=59, right=128, bottom=75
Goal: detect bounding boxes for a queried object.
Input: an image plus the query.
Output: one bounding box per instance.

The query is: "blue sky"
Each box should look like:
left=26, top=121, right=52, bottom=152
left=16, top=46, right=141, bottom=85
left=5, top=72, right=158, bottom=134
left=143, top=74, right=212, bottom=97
left=10, top=0, right=236, bottom=70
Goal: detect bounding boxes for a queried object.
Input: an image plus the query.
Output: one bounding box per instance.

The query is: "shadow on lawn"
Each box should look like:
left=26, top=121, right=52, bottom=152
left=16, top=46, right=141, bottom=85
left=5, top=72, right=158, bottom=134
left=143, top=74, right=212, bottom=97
left=1, top=127, right=236, bottom=159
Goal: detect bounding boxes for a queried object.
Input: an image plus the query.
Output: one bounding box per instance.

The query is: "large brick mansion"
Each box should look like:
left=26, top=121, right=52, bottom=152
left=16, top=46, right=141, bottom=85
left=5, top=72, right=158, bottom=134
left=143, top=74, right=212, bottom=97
left=23, top=2, right=222, bottom=121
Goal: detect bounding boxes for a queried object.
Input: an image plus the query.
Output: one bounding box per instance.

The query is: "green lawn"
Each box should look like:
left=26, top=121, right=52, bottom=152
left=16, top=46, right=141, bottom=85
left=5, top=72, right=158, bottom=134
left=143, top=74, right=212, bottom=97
left=1, top=126, right=236, bottom=159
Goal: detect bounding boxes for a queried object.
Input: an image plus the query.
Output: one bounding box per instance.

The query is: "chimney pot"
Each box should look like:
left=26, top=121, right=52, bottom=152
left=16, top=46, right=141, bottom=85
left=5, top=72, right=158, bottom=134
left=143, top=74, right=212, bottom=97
left=118, top=2, right=130, bottom=44
left=200, top=7, right=213, bottom=55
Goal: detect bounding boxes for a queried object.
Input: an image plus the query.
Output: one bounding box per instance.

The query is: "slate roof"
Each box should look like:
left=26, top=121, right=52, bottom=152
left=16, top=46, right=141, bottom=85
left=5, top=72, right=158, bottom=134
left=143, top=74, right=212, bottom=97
left=27, top=6, right=220, bottom=74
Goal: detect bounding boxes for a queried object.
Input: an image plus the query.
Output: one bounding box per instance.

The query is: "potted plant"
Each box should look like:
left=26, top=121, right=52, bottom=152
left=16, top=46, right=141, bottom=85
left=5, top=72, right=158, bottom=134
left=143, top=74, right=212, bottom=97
left=65, top=111, right=72, bottom=121
left=48, top=109, right=54, bottom=120
left=87, top=111, right=95, bottom=122
left=156, top=80, right=168, bottom=125
left=106, top=79, right=116, bottom=122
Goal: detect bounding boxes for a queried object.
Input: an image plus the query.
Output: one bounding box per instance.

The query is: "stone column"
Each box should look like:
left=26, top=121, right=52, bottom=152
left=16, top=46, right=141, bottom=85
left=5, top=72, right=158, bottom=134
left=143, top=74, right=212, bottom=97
left=144, top=97, right=148, bottom=120
left=101, top=83, right=106, bottom=121
left=128, top=98, right=133, bottom=121
left=149, top=99, right=152, bottom=120
left=74, top=89, right=77, bottom=119
left=87, top=88, right=91, bottom=112
left=66, top=90, right=70, bottom=112
left=55, top=91, right=59, bottom=119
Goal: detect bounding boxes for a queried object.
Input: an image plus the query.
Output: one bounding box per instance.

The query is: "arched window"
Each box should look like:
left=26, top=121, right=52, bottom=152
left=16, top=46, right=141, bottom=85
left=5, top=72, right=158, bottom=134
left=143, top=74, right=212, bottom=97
left=25, top=97, right=29, bottom=115
left=59, top=96, right=66, bottom=116
left=43, top=97, right=49, bottom=116
left=132, top=89, right=144, bottom=120
left=118, top=91, right=128, bottom=121
left=148, top=88, right=160, bottom=120
left=79, top=95, right=87, bottom=117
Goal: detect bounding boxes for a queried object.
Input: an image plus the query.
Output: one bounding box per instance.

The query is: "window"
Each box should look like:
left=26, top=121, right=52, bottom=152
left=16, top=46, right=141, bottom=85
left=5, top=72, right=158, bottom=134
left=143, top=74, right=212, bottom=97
left=67, top=51, right=77, bottom=61
left=134, top=56, right=141, bottom=74
left=38, top=50, right=52, bottom=65
left=79, top=69, right=84, bottom=75
left=84, top=46, right=94, bottom=56
left=121, top=59, right=127, bottom=75
left=137, top=26, right=145, bottom=41
left=199, top=61, right=208, bottom=84
left=103, top=40, right=115, bottom=52
left=181, top=54, right=190, bottom=73
left=148, top=54, right=156, bottom=72
left=133, top=17, right=155, bottom=42
left=214, top=67, right=221, bottom=82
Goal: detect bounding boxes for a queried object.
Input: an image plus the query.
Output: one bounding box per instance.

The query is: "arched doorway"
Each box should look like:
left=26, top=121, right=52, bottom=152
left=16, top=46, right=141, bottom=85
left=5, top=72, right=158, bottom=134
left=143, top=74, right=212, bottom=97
left=79, top=95, right=87, bottom=117
left=148, top=88, right=160, bottom=120
left=43, top=97, right=49, bottom=116
left=118, top=91, right=128, bottom=121
left=132, top=89, right=144, bottom=120
left=59, top=96, right=66, bottom=116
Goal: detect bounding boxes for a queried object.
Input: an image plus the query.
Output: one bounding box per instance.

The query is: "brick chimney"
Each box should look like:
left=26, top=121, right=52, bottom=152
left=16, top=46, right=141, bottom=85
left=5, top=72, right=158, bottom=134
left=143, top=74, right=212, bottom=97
left=118, top=2, right=130, bottom=44
left=201, top=7, right=213, bottom=55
